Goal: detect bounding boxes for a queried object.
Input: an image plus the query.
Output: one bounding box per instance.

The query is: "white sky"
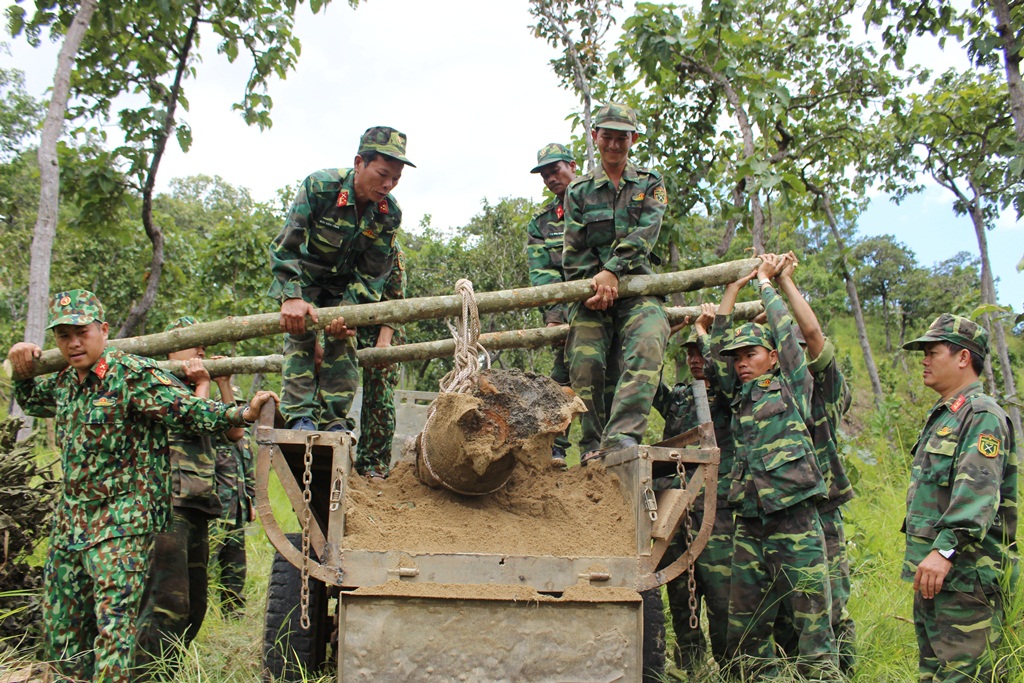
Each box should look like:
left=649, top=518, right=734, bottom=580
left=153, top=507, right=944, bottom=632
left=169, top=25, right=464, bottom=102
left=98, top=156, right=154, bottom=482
left=3, top=0, right=1021, bottom=308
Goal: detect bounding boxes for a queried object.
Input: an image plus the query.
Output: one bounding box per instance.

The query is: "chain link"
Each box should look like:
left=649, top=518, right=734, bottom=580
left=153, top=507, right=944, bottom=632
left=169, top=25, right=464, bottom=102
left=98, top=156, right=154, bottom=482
left=673, top=451, right=699, bottom=630
left=300, top=432, right=318, bottom=630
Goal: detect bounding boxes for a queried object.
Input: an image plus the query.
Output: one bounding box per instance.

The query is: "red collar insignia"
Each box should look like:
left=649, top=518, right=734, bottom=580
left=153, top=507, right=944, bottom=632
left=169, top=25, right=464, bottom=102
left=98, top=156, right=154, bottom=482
left=378, top=199, right=389, bottom=214
left=950, top=394, right=966, bottom=413
left=94, top=358, right=109, bottom=380
left=336, top=190, right=349, bottom=207
left=556, top=205, right=564, bottom=219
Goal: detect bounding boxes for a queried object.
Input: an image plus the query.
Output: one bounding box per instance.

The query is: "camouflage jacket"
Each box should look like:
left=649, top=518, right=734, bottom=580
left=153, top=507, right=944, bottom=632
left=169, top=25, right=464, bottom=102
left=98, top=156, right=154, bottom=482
left=527, top=198, right=569, bottom=325
left=709, top=285, right=826, bottom=517
left=902, top=381, right=1018, bottom=592
left=214, top=433, right=255, bottom=526
left=562, top=161, right=666, bottom=282
left=14, top=347, right=247, bottom=551
left=268, top=168, right=400, bottom=304
left=653, top=378, right=735, bottom=508
left=807, top=339, right=854, bottom=510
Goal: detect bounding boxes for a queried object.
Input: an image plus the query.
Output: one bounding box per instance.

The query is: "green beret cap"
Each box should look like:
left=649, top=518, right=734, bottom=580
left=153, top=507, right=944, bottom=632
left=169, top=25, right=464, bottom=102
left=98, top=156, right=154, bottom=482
left=47, top=289, right=105, bottom=329
left=721, top=322, right=776, bottom=355
left=593, top=102, right=638, bottom=132
left=358, top=126, right=415, bottom=167
left=903, top=313, right=989, bottom=358
left=164, top=316, right=200, bottom=333
left=530, top=143, right=575, bottom=173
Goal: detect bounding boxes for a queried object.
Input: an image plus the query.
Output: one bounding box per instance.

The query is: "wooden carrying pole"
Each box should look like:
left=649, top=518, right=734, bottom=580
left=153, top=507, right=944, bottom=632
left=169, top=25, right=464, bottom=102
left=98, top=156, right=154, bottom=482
left=149, top=300, right=765, bottom=377
left=6, top=258, right=761, bottom=379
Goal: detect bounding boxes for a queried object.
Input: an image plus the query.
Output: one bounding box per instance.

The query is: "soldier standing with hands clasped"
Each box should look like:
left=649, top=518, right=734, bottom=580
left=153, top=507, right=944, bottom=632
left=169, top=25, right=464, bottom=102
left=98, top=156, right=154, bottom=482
left=901, top=314, right=1018, bottom=683
left=7, top=290, right=276, bottom=683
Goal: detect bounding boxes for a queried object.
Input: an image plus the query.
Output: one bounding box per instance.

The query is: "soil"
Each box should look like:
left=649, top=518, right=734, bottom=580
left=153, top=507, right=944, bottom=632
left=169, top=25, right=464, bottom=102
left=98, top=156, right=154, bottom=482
left=343, top=460, right=635, bottom=558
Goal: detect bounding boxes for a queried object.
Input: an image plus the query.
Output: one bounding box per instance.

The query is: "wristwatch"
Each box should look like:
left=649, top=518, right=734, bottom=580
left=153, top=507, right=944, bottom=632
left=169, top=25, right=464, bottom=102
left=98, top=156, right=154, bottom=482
left=937, top=548, right=956, bottom=560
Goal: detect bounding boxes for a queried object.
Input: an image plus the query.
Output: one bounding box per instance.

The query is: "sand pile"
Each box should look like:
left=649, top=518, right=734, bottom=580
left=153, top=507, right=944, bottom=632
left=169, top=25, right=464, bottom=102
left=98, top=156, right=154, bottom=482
left=344, top=460, right=635, bottom=558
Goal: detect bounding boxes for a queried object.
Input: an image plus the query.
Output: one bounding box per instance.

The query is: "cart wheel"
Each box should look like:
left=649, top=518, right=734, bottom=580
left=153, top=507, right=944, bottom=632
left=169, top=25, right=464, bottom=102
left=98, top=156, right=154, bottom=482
left=263, top=533, right=329, bottom=682
left=641, top=587, right=667, bottom=683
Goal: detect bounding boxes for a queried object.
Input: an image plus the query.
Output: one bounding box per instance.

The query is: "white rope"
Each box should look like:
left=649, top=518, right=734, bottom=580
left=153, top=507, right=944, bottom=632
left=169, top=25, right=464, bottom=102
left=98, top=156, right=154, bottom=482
left=438, top=278, right=490, bottom=394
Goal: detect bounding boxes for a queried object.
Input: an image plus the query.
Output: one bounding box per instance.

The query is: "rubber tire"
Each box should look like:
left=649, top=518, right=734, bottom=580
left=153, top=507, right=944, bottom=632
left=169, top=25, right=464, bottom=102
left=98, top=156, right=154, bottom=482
left=641, top=587, right=667, bottom=683
left=262, top=533, right=329, bottom=682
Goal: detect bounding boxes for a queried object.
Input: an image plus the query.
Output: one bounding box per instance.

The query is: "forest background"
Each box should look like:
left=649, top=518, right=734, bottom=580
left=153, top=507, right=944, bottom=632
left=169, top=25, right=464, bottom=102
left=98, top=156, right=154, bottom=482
left=0, top=0, right=1023, bottom=681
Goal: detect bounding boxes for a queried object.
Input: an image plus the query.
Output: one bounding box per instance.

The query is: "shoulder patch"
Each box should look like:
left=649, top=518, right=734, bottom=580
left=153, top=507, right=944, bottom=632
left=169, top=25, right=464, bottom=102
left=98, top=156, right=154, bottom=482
left=653, top=186, right=668, bottom=204
left=978, top=433, right=1001, bottom=458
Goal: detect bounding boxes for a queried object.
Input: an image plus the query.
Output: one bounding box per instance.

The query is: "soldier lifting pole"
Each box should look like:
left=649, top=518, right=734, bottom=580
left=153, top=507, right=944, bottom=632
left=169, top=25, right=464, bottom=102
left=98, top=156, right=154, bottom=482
left=6, top=257, right=761, bottom=379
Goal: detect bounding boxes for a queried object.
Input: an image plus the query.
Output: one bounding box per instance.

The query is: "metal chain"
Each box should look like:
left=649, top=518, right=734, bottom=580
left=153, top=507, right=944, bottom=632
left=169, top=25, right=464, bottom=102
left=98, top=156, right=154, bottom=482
left=673, top=451, right=699, bottom=630
left=300, top=432, right=318, bottom=630
left=684, top=508, right=698, bottom=629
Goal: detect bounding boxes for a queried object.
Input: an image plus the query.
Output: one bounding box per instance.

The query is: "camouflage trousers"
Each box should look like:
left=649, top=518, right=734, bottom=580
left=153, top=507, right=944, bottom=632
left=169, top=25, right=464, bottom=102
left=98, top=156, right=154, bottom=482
left=550, top=343, right=571, bottom=452
left=913, top=583, right=1004, bottom=683
left=42, top=534, right=151, bottom=683
left=281, top=290, right=358, bottom=430
left=355, top=326, right=400, bottom=475
left=209, top=518, right=247, bottom=616
left=567, top=296, right=668, bottom=453
left=726, top=504, right=838, bottom=679
left=774, top=505, right=856, bottom=672
left=663, top=506, right=735, bottom=670
left=135, top=507, right=211, bottom=676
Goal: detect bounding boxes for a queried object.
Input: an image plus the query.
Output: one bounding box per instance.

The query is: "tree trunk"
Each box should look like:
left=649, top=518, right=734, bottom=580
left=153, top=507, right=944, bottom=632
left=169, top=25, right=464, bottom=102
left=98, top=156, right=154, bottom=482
left=7, top=263, right=762, bottom=379
left=14, top=0, right=98, bottom=438
left=807, top=182, right=884, bottom=403
left=116, top=6, right=201, bottom=338
left=991, top=0, right=1024, bottom=142
left=882, top=292, right=891, bottom=352
left=967, top=196, right=1023, bottom=436
left=149, top=301, right=767, bottom=378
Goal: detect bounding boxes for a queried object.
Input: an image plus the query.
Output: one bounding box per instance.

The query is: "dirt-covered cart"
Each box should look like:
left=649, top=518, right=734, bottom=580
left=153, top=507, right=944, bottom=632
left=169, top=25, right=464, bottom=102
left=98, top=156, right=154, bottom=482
left=254, top=379, right=720, bottom=682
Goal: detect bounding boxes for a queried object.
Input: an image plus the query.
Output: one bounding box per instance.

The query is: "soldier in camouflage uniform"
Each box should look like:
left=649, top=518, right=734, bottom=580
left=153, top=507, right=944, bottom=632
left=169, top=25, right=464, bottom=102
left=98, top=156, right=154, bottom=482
left=708, top=256, right=837, bottom=678
left=653, top=308, right=736, bottom=671
left=770, top=253, right=857, bottom=672
left=270, top=126, right=414, bottom=432
left=353, top=243, right=406, bottom=477
left=210, top=378, right=255, bottom=616
left=135, top=317, right=249, bottom=672
left=901, top=313, right=1018, bottom=683
left=7, top=291, right=275, bottom=683
left=562, top=103, right=670, bottom=458
left=528, top=143, right=578, bottom=467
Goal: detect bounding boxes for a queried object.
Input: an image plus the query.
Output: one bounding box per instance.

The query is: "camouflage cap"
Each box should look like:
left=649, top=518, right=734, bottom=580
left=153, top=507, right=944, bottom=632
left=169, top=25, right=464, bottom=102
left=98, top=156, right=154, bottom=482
left=530, top=143, right=575, bottom=173
left=47, top=289, right=105, bottom=329
left=358, top=126, right=416, bottom=167
left=721, top=322, right=776, bottom=355
left=681, top=328, right=700, bottom=348
left=593, top=103, right=638, bottom=132
left=903, top=313, right=989, bottom=358
left=164, top=316, right=200, bottom=333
